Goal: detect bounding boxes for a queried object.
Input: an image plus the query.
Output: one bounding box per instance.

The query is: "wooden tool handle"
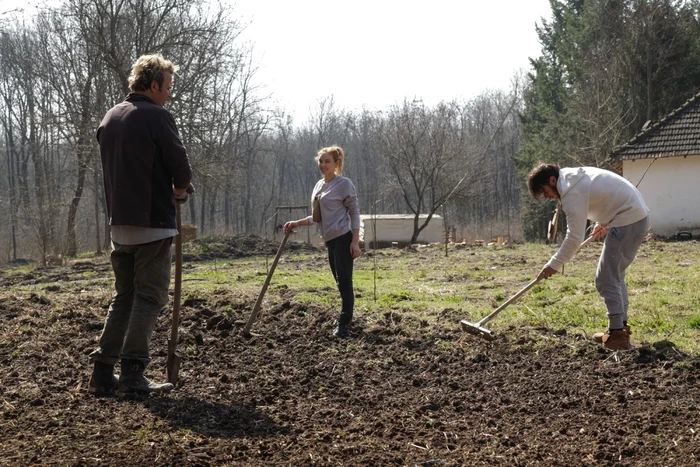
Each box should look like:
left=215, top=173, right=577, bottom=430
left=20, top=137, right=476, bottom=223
left=475, top=233, right=598, bottom=328
left=242, top=230, right=291, bottom=335
left=167, top=203, right=183, bottom=384
left=477, top=278, right=541, bottom=326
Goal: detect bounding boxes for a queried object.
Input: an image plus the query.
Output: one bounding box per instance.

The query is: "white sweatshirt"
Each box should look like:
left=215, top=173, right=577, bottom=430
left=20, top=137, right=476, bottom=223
left=547, top=167, right=649, bottom=272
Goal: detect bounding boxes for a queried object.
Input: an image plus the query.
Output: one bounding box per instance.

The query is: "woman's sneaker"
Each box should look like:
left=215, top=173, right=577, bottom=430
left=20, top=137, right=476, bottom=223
left=332, top=324, right=349, bottom=338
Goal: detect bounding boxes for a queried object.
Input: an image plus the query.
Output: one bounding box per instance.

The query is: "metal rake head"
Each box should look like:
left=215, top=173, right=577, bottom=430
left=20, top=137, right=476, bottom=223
left=460, top=320, right=495, bottom=341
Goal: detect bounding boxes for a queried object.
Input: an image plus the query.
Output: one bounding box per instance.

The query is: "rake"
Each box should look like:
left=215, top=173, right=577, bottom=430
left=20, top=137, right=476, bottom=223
left=461, top=234, right=599, bottom=341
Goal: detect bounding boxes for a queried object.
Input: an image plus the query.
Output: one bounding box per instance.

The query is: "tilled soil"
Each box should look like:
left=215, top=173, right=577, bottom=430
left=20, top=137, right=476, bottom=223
left=181, top=234, right=320, bottom=262
left=0, top=255, right=698, bottom=466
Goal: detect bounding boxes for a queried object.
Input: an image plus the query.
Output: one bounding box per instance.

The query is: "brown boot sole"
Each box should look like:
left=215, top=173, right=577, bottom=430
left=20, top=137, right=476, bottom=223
left=603, top=342, right=635, bottom=351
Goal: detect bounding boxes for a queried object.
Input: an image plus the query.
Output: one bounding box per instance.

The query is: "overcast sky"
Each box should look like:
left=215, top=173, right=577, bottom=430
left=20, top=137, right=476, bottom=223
left=233, top=0, right=553, bottom=120
left=0, top=0, right=554, bottom=120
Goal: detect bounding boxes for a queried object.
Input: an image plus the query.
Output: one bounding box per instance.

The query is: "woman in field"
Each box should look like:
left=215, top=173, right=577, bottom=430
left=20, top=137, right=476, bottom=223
left=284, top=146, right=361, bottom=338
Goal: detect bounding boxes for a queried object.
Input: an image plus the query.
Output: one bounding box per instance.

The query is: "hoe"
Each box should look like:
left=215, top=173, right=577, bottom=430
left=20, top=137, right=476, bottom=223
left=167, top=203, right=184, bottom=385
left=242, top=230, right=292, bottom=337
left=167, top=185, right=195, bottom=384
left=461, top=234, right=599, bottom=341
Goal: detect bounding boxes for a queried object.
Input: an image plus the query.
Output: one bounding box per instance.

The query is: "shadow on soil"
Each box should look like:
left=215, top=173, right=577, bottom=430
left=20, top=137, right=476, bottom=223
left=142, top=396, right=285, bottom=439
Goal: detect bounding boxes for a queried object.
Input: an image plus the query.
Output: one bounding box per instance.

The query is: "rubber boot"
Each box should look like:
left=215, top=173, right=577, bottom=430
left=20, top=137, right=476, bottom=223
left=88, top=361, right=119, bottom=397
left=118, top=359, right=174, bottom=395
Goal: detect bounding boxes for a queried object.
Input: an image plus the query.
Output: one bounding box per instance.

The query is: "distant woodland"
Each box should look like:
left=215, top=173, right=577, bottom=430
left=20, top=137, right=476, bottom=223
left=2, top=0, right=700, bottom=263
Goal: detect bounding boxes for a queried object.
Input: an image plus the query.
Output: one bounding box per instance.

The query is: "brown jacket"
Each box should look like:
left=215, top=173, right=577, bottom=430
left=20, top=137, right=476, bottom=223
left=97, top=93, right=192, bottom=229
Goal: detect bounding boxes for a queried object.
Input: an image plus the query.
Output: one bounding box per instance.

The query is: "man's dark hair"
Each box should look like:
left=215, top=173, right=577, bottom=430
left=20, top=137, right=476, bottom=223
left=527, top=163, right=560, bottom=200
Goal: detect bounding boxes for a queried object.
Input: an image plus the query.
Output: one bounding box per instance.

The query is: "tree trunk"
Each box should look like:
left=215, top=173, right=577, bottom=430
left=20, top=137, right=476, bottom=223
left=198, top=183, right=207, bottom=234
left=66, top=76, right=93, bottom=257
left=93, top=162, right=102, bottom=255
left=209, top=185, right=217, bottom=232
left=66, top=147, right=87, bottom=257
left=4, top=121, right=18, bottom=261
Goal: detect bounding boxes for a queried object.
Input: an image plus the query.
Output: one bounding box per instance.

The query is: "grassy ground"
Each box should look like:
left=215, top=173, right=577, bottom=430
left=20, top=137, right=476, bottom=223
left=2, top=237, right=698, bottom=355
left=177, top=238, right=700, bottom=355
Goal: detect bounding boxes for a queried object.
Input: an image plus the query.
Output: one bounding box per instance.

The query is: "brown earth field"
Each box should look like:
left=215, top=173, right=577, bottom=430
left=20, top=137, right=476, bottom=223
left=1, top=236, right=698, bottom=466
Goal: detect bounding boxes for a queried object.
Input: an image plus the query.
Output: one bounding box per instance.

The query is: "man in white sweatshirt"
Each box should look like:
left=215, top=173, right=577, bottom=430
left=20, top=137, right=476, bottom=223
left=527, top=163, right=650, bottom=350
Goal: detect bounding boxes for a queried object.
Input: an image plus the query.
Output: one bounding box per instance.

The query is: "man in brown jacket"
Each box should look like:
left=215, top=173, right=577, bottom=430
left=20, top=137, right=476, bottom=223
left=88, top=54, right=193, bottom=396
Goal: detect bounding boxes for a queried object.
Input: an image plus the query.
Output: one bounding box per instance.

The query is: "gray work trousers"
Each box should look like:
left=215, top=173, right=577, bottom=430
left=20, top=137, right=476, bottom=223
left=594, top=216, right=650, bottom=329
left=89, top=237, right=173, bottom=365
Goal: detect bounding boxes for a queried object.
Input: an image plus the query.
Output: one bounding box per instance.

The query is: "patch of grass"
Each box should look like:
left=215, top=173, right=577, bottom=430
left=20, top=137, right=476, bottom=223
left=2, top=263, right=35, bottom=275
left=135, top=427, right=151, bottom=443
left=8, top=239, right=698, bottom=354
left=78, top=270, right=99, bottom=277
left=437, top=340, right=454, bottom=351
left=186, top=344, right=199, bottom=357
left=377, top=291, right=416, bottom=307
left=295, top=290, right=335, bottom=308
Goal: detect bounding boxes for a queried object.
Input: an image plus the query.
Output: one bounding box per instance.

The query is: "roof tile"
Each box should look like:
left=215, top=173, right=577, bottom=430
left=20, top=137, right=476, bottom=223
left=610, top=91, right=700, bottom=161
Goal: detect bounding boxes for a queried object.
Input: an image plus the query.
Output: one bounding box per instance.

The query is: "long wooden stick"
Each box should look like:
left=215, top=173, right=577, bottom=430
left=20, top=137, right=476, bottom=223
left=242, top=230, right=291, bottom=336
left=475, top=278, right=541, bottom=327
left=166, top=203, right=183, bottom=385
left=472, top=234, right=600, bottom=328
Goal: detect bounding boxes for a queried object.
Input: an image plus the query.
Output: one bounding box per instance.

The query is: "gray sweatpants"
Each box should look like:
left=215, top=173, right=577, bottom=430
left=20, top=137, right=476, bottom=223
left=89, top=237, right=173, bottom=365
left=594, top=216, right=650, bottom=329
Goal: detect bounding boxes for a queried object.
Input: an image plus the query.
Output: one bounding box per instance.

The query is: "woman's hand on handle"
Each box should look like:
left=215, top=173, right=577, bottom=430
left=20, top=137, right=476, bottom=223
left=283, top=220, right=298, bottom=234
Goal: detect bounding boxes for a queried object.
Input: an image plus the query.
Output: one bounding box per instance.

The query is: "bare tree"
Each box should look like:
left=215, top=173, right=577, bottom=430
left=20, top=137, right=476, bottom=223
left=377, top=100, right=469, bottom=244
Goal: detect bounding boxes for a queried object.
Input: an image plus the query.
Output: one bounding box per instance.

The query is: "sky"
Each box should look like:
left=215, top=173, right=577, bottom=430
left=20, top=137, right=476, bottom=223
left=231, top=0, right=554, bottom=120
left=0, top=0, right=554, bottom=120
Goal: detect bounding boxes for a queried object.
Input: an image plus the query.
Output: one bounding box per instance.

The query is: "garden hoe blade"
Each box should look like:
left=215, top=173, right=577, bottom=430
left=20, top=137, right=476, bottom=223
left=242, top=230, right=292, bottom=338
left=167, top=204, right=184, bottom=385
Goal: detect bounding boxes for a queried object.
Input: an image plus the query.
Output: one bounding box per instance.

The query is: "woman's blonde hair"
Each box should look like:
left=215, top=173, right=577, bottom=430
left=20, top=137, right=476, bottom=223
left=315, top=146, right=344, bottom=175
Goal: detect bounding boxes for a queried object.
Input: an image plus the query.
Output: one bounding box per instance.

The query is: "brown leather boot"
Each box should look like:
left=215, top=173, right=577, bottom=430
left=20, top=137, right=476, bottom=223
left=593, top=325, right=631, bottom=343
left=601, top=329, right=633, bottom=351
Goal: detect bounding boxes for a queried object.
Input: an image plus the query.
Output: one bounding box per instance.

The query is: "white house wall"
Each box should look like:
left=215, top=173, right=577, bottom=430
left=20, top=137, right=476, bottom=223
left=623, top=156, right=700, bottom=236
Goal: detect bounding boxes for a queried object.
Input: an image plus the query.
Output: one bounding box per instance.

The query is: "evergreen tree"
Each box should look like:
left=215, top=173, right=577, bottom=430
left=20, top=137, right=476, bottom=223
left=518, top=0, right=700, bottom=241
